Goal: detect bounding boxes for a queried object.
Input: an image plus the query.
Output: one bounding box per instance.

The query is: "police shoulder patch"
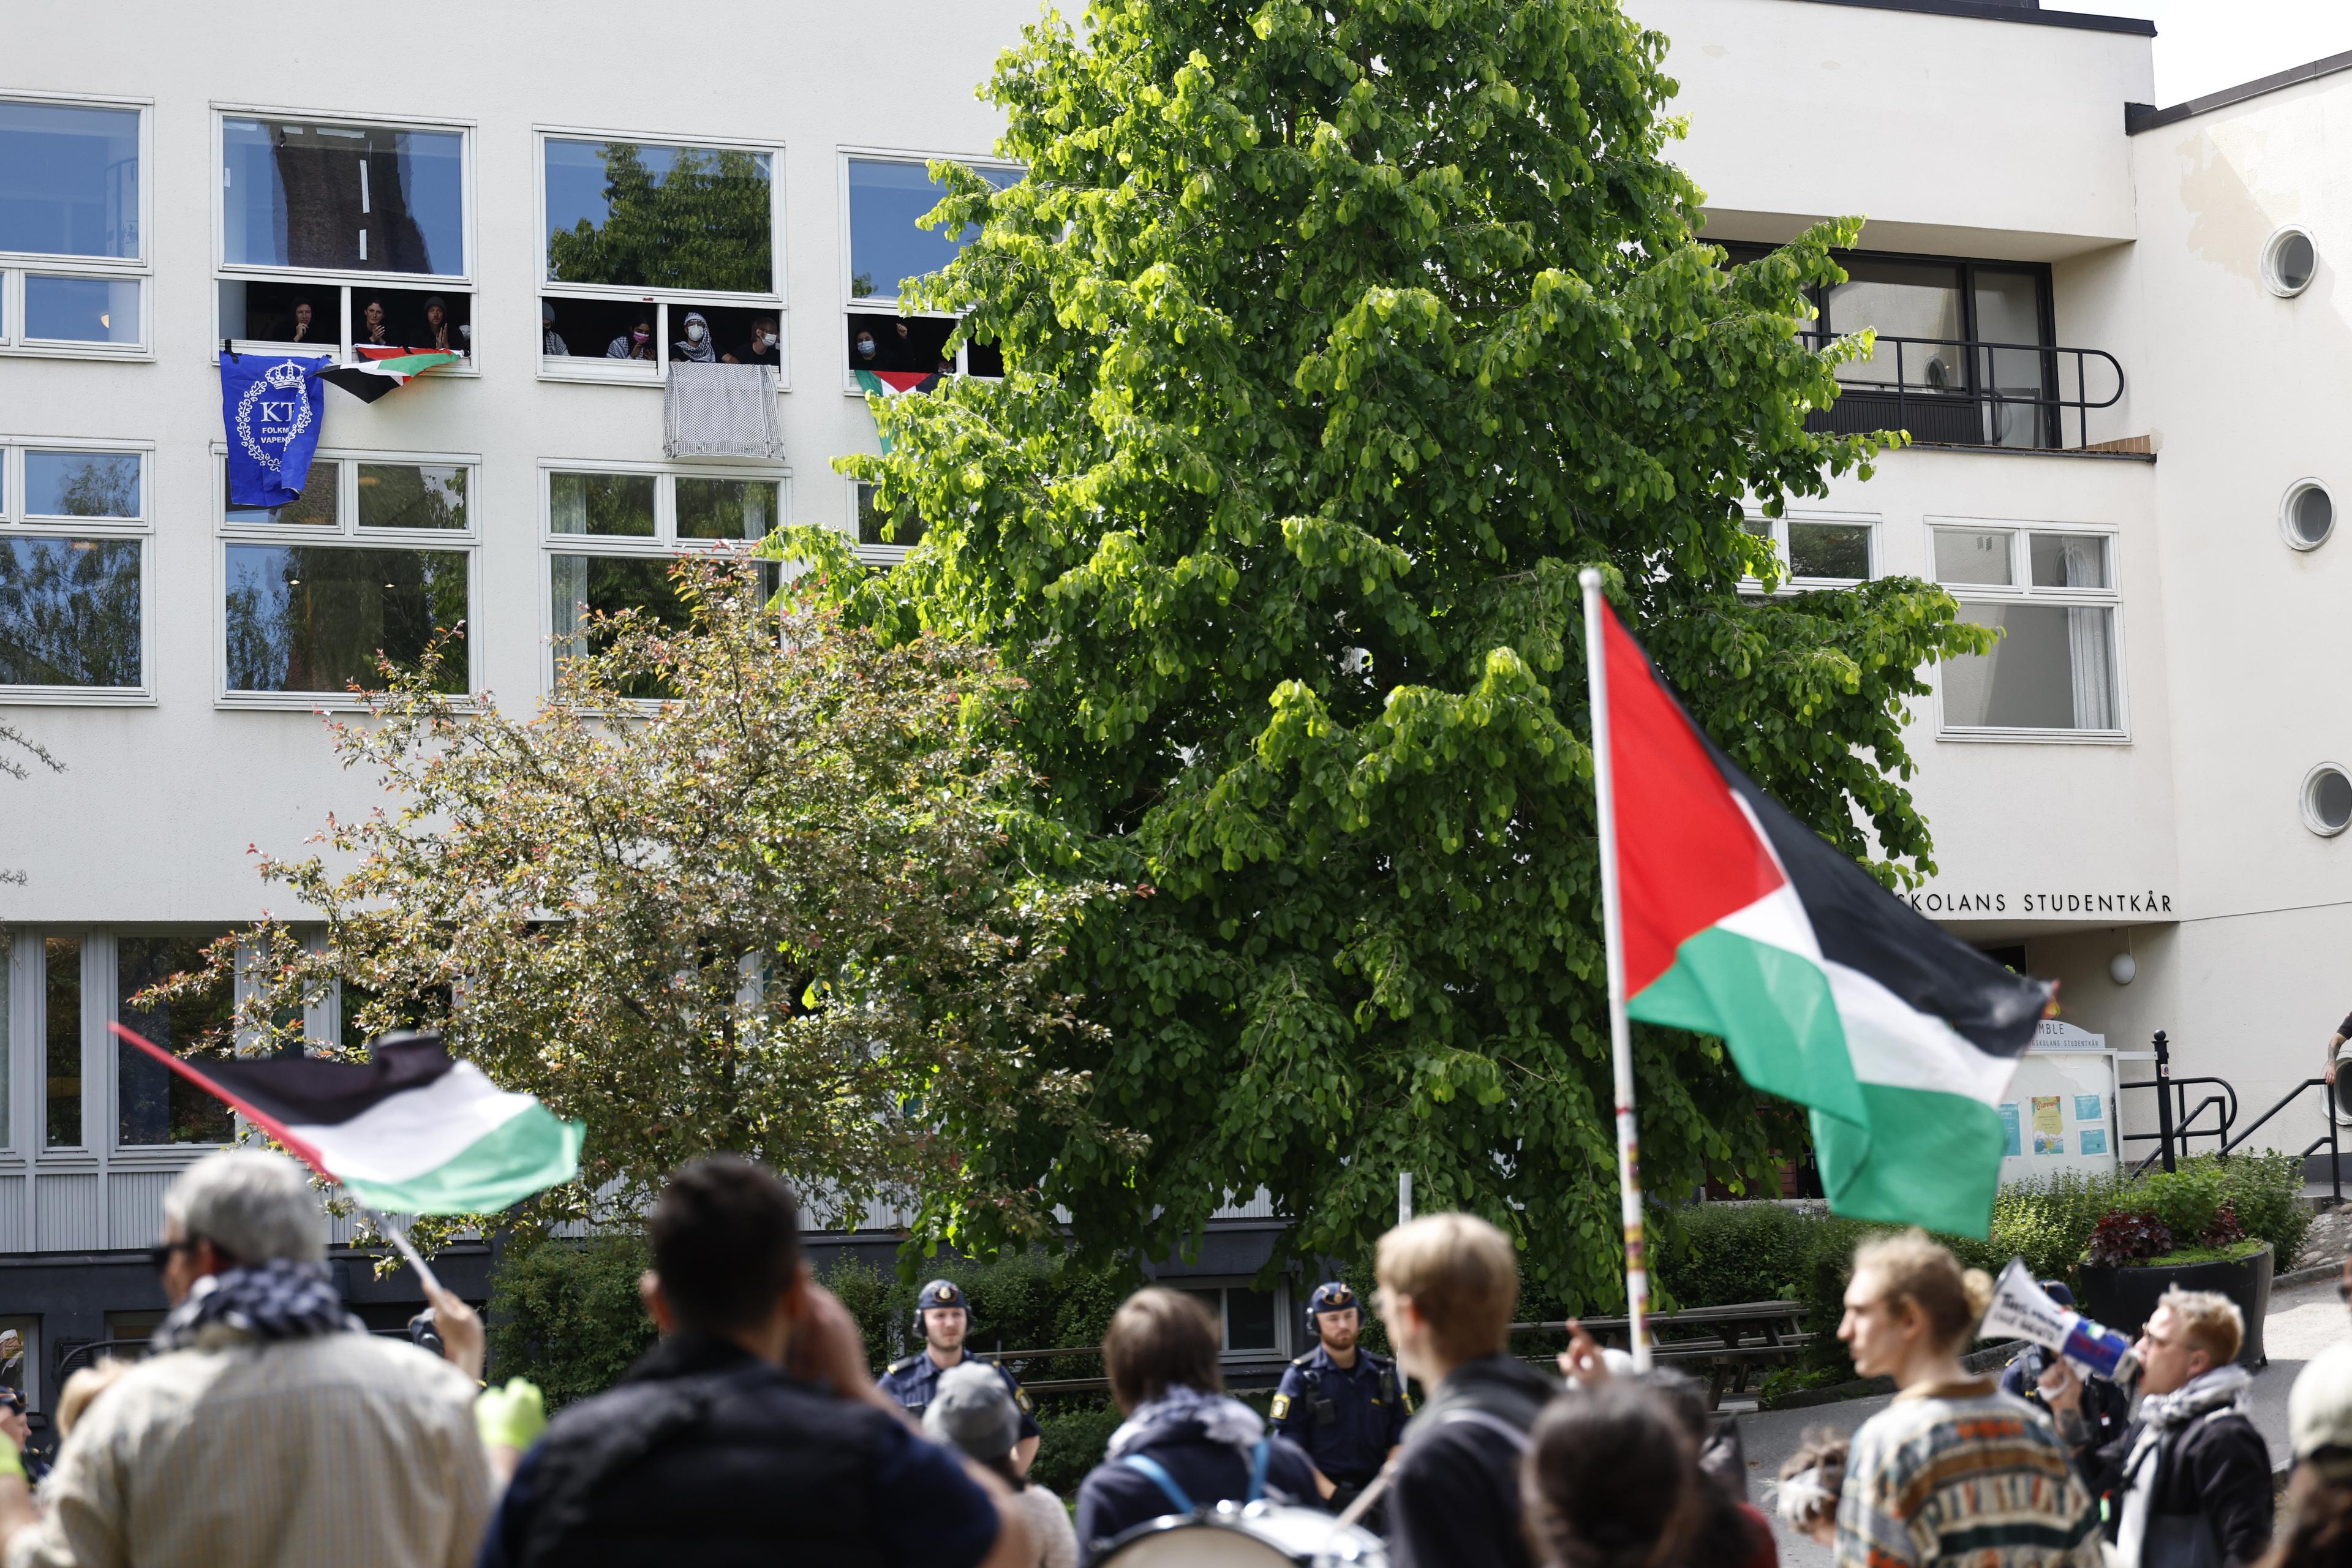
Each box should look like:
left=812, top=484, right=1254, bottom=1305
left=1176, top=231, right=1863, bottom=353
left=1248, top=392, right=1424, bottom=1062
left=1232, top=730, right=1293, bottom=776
left=886, top=1354, right=924, bottom=1375
left=1270, top=1393, right=1292, bottom=1420
left=1014, top=1386, right=1035, bottom=1414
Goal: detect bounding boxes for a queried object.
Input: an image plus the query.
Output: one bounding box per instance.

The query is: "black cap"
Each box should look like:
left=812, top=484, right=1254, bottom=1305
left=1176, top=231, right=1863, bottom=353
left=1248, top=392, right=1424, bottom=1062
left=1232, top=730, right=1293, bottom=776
left=917, top=1279, right=968, bottom=1314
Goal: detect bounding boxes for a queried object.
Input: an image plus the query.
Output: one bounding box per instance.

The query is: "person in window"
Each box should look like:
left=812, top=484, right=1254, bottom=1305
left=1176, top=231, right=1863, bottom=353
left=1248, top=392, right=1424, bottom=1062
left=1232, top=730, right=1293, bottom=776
left=673, top=310, right=718, bottom=363
left=541, top=301, right=570, bottom=357
left=418, top=296, right=464, bottom=355
left=288, top=301, right=319, bottom=344
left=606, top=314, right=655, bottom=360
left=853, top=327, right=883, bottom=373
left=886, top=318, right=921, bottom=370
left=726, top=317, right=780, bottom=367
left=355, top=298, right=391, bottom=350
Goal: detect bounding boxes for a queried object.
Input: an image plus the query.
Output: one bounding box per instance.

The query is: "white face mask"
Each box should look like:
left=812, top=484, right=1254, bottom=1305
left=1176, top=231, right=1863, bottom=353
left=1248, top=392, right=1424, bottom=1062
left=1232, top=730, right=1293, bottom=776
left=687, top=322, right=706, bottom=342
left=756, top=333, right=772, bottom=350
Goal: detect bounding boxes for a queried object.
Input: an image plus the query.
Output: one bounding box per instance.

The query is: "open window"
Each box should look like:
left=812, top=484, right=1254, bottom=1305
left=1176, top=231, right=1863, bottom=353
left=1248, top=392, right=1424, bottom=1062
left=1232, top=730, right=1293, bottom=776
left=538, top=132, right=784, bottom=385
left=0, top=97, right=149, bottom=359
left=216, top=111, right=473, bottom=366
left=842, top=153, right=1017, bottom=386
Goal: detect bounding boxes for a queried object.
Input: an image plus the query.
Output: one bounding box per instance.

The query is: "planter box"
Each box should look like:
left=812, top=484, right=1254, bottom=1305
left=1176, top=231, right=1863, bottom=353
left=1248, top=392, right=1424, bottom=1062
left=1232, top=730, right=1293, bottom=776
left=2078, top=1245, right=2273, bottom=1368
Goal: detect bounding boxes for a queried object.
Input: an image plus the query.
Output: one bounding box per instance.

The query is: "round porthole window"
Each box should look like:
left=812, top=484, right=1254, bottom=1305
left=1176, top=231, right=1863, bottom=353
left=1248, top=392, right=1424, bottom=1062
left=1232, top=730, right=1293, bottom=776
left=2265, top=227, right=2318, bottom=296
left=2304, top=763, right=2352, bottom=836
left=2283, top=479, right=2335, bottom=550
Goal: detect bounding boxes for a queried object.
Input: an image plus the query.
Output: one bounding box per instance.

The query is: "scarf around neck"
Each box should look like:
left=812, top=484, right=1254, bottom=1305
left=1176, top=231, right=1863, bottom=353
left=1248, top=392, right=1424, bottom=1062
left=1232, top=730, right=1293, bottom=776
left=149, top=1258, right=362, bottom=1352
left=2116, top=1363, right=2252, bottom=1561
left=1106, top=1384, right=1265, bottom=1458
left=674, top=313, right=716, bottom=363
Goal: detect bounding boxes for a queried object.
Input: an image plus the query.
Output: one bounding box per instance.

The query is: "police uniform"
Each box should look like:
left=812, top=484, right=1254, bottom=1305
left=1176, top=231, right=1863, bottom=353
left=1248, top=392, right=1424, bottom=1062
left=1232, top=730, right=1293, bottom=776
left=1269, top=1283, right=1410, bottom=1496
left=876, top=1280, right=1041, bottom=1441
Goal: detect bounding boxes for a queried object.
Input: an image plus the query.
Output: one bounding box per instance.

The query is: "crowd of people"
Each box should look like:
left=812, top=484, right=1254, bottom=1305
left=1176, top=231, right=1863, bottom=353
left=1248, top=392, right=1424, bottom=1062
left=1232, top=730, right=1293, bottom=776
left=9, top=1147, right=2352, bottom=1566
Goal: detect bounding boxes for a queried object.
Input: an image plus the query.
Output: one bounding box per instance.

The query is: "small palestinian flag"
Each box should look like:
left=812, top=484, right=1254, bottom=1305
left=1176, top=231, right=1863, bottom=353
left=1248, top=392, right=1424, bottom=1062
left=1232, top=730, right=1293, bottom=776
left=1593, top=598, right=2049, bottom=1236
left=110, top=1024, right=582, bottom=1214
left=855, top=368, right=942, bottom=454
left=320, top=347, right=466, bottom=404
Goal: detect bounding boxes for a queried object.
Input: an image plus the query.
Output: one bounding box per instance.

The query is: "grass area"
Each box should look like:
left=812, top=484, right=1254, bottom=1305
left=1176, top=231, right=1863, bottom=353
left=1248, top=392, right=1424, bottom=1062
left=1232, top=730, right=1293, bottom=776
left=2129, top=1238, right=2271, bottom=1270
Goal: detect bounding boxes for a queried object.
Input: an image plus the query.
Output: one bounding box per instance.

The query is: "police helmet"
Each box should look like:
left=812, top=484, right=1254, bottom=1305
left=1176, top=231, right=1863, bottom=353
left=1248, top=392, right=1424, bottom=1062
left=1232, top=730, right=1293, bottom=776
left=1304, top=1280, right=1360, bottom=1337
left=914, top=1278, right=971, bottom=1336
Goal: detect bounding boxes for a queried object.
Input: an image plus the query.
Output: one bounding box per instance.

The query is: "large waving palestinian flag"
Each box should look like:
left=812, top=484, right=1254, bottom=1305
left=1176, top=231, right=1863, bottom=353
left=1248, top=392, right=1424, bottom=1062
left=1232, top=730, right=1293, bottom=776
left=1594, top=600, right=2049, bottom=1235
left=110, top=1025, right=581, bottom=1214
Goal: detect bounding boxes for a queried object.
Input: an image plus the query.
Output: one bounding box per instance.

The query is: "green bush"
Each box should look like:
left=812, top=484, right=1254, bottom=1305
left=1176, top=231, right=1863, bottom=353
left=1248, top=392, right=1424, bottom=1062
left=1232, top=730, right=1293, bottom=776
left=486, top=1229, right=657, bottom=1408
left=1031, top=1401, right=1123, bottom=1498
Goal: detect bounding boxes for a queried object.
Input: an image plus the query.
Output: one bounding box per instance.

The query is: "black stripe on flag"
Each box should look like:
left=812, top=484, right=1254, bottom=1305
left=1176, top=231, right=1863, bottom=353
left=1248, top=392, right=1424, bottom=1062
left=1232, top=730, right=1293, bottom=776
left=194, top=1034, right=455, bottom=1127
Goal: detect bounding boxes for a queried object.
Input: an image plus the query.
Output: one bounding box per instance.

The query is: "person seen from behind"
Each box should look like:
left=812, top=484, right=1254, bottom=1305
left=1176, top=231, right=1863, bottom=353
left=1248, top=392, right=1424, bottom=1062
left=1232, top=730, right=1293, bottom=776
left=2042, top=1286, right=2271, bottom=1566
left=1519, top=1381, right=1698, bottom=1568
left=1632, top=1365, right=1776, bottom=1568
left=925, top=1362, right=1077, bottom=1568
left=1836, top=1229, right=2101, bottom=1567
left=478, top=1155, right=1030, bottom=1568
left=1376, top=1212, right=1558, bottom=1568
left=1773, top=1428, right=1848, bottom=1548
left=1072, top=1288, right=1318, bottom=1564
left=0, top=1148, right=491, bottom=1568
left=2262, top=1329, right=2352, bottom=1568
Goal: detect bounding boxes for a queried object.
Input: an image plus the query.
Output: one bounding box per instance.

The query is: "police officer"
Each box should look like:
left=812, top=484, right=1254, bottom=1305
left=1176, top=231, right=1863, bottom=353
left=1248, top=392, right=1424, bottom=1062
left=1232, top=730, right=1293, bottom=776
left=1270, top=1281, right=1409, bottom=1512
left=878, top=1278, right=1041, bottom=1472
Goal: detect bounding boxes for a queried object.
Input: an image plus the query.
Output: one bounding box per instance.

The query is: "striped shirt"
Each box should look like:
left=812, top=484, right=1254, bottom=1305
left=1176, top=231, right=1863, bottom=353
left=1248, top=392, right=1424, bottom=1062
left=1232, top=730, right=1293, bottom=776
left=1834, top=1378, right=2105, bottom=1568
left=5, top=1329, right=489, bottom=1568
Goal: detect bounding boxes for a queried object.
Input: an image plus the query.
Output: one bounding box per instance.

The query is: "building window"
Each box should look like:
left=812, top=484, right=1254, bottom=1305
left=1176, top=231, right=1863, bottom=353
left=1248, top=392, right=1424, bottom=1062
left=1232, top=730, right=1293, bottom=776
left=1742, top=514, right=1873, bottom=589
left=0, top=443, right=151, bottom=700
left=538, top=132, right=783, bottom=383
left=0, top=1320, right=37, bottom=1409
left=216, top=448, right=478, bottom=704
left=45, top=936, right=80, bottom=1148
left=217, top=112, right=472, bottom=363
left=544, top=464, right=785, bottom=692
left=1177, top=1282, right=1286, bottom=1359
left=2283, top=480, right=2334, bottom=551
left=843, top=154, right=1017, bottom=384
left=1934, top=524, right=2122, bottom=738
left=115, top=935, right=236, bottom=1148
left=853, top=480, right=927, bottom=566
left=2264, top=227, right=2317, bottom=298
left=0, top=97, right=149, bottom=359
left=2305, top=765, right=2352, bottom=837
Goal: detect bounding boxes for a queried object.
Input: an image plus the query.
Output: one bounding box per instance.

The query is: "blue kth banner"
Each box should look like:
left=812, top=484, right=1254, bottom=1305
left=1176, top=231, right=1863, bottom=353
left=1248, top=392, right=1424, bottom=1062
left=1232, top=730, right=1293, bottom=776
left=221, top=354, right=330, bottom=507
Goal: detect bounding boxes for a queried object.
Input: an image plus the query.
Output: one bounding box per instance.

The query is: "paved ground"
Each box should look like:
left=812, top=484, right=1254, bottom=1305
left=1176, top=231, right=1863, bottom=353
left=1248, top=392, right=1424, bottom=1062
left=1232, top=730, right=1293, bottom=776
left=1736, top=1272, right=2348, bottom=1567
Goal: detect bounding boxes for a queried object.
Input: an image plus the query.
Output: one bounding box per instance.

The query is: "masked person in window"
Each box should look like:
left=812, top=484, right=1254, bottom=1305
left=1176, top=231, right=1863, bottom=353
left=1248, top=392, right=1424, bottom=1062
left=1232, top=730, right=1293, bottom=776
left=673, top=310, right=718, bottom=363
left=880, top=1280, right=1041, bottom=1474
left=1270, top=1281, right=1409, bottom=1517
left=853, top=326, right=884, bottom=374
left=725, top=317, right=780, bottom=368
left=355, top=297, right=392, bottom=351
left=541, top=301, right=570, bottom=357
left=418, top=296, right=464, bottom=355
left=606, top=314, right=655, bottom=360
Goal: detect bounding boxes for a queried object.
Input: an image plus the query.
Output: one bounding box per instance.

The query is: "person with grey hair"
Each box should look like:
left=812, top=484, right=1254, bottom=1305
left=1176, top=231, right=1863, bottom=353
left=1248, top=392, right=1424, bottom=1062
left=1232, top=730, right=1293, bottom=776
left=0, top=1148, right=492, bottom=1568
left=926, top=1363, right=1078, bottom=1568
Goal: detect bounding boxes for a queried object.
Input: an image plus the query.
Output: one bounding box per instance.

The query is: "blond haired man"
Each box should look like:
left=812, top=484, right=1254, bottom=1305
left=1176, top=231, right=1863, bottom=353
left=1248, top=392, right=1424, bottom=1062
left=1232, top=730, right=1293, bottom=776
left=1373, top=1213, right=1555, bottom=1568
left=2042, top=1286, right=2271, bottom=1566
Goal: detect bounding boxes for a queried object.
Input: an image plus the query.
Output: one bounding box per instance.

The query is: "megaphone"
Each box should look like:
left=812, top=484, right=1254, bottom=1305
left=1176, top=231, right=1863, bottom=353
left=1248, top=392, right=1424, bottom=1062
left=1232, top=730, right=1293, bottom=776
left=1981, top=1258, right=2139, bottom=1389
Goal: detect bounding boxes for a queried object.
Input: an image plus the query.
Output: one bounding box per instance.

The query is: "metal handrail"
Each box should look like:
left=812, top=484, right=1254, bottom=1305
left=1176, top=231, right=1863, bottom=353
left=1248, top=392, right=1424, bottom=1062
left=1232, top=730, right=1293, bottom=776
left=1798, top=331, right=2125, bottom=451
left=2113, top=1033, right=2342, bottom=1205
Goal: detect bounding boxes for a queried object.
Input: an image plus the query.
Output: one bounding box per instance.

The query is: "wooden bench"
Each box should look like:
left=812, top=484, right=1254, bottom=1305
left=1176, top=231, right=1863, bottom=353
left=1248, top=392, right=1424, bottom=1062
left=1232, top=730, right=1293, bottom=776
left=1510, top=1298, right=1810, bottom=1408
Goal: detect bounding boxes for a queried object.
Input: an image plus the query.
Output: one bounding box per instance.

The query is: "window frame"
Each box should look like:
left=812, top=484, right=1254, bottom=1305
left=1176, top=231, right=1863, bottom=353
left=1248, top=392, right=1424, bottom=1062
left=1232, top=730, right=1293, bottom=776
left=0, top=91, right=154, bottom=363
left=534, top=124, right=789, bottom=391
left=540, top=458, right=793, bottom=693
left=1927, top=516, right=2128, bottom=744
left=211, top=103, right=479, bottom=374
left=837, top=145, right=1020, bottom=392
left=210, top=442, right=483, bottom=710
left=104, top=927, right=266, bottom=1158
left=848, top=477, right=924, bottom=568
left=1740, top=508, right=1877, bottom=594
left=1168, top=1276, right=1293, bottom=1363
left=0, top=437, right=156, bottom=707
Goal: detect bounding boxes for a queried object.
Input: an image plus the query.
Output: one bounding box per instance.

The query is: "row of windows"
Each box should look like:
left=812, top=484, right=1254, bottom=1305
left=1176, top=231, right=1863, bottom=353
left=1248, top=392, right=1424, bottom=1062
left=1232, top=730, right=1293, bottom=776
left=1746, top=513, right=2125, bottom=741
left=0, top=439, right=916, bottom=703
left=2, top=93, right=1014, bottom=383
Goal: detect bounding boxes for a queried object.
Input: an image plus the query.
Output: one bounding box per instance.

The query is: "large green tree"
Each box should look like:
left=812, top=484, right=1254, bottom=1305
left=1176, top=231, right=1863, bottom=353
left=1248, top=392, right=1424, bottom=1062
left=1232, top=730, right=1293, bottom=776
left=820, top=0, right=1994, bottom=1306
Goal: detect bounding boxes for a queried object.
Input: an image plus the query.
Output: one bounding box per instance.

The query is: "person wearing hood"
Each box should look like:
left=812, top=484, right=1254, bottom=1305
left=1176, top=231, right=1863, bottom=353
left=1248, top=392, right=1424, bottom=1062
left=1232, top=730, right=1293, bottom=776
left=1072, top=1289, right=1319, bottom=1564
left=672, top=310, right=718, bottom=363
left=925, top=1362, right=1078, bottom=1568
left=1376, top=1212, right=1560, bottom=1568
left=2042, top=1287, right=2272, bottom=1567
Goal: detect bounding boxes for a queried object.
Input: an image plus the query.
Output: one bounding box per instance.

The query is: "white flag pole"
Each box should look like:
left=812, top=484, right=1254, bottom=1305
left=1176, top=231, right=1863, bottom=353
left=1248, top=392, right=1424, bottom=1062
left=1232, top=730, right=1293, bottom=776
left=1579, top=568, right=1651, bottom=1372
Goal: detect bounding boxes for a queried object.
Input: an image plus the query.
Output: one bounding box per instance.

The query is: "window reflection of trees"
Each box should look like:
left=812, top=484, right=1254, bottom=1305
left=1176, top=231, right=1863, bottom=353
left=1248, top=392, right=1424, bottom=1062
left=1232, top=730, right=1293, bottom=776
left=356, top=465, right=466, bottom=531
left=0, top=537, right=140, bottom=687
left=224, top=545, right=467, bottom=694
left=29, top=453, right=140, bottom=519
left=545, top=142, right=772, bottom=295
left=116, top=935, right=237, bottom=1147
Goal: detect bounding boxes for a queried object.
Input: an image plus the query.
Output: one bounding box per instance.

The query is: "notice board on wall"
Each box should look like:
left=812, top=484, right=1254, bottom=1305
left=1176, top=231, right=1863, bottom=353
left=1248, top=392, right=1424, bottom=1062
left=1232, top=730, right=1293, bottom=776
left=1996, top=1022, right=2120, bottom=1185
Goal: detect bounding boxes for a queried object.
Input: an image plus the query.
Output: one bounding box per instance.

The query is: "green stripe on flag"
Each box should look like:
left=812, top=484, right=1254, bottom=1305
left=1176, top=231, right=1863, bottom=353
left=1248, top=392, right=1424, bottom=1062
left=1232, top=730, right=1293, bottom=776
left=338, top=1103, right=583, bottom=1215
left=1812, top=1086, right=2009, bottom=1238
left=855, top=369, right=895, bottom=453
left=1630, top=926, right=1868, bottom=1129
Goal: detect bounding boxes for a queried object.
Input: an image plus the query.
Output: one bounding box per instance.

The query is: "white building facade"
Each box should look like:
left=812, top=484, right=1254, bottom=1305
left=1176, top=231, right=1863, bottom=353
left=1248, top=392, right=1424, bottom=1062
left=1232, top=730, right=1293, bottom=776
left=0, top=0, right=2342, bottom=1404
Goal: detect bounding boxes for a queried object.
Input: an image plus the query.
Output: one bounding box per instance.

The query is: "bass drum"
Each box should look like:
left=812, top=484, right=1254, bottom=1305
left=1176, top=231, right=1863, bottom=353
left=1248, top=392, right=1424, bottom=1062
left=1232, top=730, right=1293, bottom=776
left=1098, top=1502, right=1389, bottom=1567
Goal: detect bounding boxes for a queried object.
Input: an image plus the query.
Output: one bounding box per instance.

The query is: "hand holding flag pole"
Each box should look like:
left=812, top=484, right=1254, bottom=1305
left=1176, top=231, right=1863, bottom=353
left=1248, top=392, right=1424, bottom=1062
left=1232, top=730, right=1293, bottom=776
left=1580, top=567, right=1653, bottom=1372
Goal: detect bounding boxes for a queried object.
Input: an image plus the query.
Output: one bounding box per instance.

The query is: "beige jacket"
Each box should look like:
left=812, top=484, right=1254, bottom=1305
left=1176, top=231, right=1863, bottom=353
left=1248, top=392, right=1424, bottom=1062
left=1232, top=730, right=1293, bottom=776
left=6, top=1330, right=489, bottom=1568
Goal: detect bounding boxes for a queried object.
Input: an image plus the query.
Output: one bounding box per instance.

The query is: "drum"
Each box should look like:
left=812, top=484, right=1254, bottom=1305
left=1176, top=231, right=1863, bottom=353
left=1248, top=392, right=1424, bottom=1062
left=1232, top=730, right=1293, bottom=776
left=1098, top=1501, right=1389, bottom=1566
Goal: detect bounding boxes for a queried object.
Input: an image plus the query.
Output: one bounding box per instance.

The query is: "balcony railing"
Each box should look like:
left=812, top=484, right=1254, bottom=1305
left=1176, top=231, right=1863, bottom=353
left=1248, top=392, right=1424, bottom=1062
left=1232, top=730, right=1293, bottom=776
left=1798, top=332, right=2125, bottom=453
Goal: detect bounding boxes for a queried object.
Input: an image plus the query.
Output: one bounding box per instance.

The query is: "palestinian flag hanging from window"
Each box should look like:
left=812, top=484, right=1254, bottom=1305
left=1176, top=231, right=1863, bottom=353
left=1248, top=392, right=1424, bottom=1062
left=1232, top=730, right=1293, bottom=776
left=319, top=347, right=466, bottom=404
left=855, top=368, right=941, bottom=454
left=110, top=1023, right=582, bottom=1214
left=1592, top=598, right=2051, bottom=1237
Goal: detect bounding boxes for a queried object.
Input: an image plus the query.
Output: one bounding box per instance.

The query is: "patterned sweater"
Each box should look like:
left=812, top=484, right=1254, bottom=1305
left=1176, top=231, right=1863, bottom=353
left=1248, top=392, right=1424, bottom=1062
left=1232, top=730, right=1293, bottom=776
left=1834, top=1377, right=2105, bottom=1568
